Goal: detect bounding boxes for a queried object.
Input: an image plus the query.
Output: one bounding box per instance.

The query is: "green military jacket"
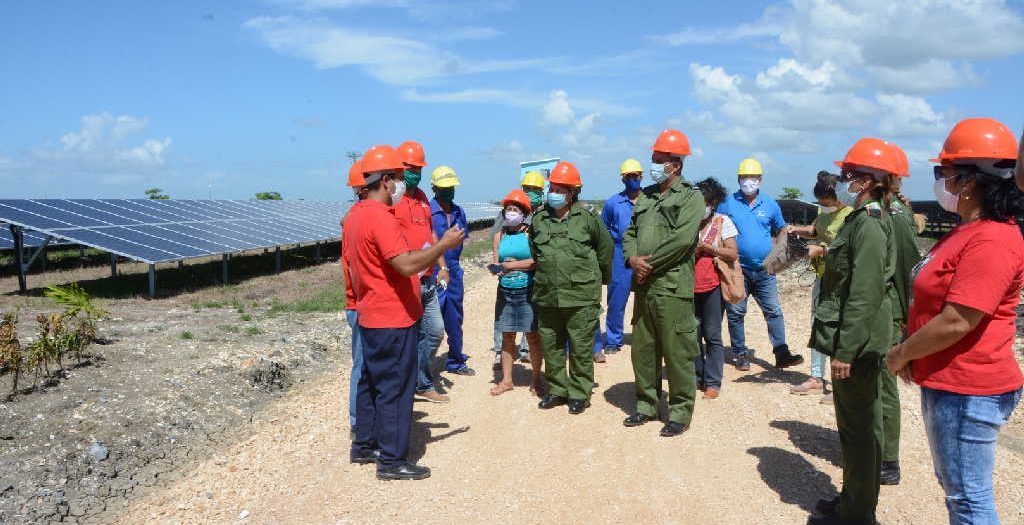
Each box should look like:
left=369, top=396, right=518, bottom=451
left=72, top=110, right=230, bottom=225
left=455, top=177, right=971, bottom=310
left=889, top=198, right=922, bottom=324
left=810, top=201, right=896, bottom=362
left=622, top=177, right=704, bottom=298
left=529, top=203, right=613, bottom=308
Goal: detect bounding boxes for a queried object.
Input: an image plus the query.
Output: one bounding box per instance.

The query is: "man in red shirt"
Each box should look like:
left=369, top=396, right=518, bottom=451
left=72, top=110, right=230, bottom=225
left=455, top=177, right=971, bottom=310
left=394, top=140, right=458, bottom=403
left=345, top=144, right=464, bottom=481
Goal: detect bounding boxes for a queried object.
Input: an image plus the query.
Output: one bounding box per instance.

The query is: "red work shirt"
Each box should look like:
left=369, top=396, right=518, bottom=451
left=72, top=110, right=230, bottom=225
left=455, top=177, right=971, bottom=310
left=341, top=244, right=356, bottom=311
left=908, top=219, right=1024, bottom=395
left=393, top=188, right=435, bottom=277
left=342, top=200, right=422, bottom=329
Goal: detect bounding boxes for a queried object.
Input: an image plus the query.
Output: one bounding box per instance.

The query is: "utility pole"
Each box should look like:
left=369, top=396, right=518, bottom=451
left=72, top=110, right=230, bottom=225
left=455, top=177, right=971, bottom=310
left=346, top=151, right=361, bottom=165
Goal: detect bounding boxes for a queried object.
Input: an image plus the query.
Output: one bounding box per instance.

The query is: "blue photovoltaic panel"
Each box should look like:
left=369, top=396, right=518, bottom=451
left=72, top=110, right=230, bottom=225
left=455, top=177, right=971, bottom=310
left=0, top=199, right=345, bottom=263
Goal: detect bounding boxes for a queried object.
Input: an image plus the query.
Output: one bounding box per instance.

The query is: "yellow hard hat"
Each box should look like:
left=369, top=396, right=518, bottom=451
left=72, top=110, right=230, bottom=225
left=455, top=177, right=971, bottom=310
left=521, top=170, right=545, bottom=189
left=619, top=158, right=643, bottom=175
left=738, top=158, right=763, bottom=176
left=430, top=166, right=460, bottom=188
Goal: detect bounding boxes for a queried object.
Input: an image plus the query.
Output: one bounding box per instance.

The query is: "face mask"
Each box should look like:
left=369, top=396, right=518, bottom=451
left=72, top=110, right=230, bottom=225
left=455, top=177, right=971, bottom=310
left=703, top=206, right=713, bottom=220
left=649, top=163, right=669, bottom=184
left=819, top=205, right=837, bottom=214
left=525, top=189, right=544, bottom=209
left=403, top=169, right=422, bottom=190
left=389, top=179, right=406, bottom=206
left=435, top=188, right=455, bottom=204
left=547, top=192, right=568, bottom=210
left=836, top=181, right=858, bottom=207
left=623, top=177, right=642, bottom=193
left=740, top=178, right=760, bottom=196
left=503, top=210, right=524, bottom=227
left=933, top=178, right=960, bottom=213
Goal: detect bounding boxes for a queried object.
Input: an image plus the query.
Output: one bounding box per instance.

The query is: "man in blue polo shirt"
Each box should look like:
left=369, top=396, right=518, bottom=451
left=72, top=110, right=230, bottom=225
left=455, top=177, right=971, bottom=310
left=716, top=158, right=803, bottom=371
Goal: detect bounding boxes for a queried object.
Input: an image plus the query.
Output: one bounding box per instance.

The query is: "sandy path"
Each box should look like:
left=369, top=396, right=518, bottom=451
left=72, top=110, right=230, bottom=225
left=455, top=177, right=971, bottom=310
left=116, top=271, right=1024, bottom=525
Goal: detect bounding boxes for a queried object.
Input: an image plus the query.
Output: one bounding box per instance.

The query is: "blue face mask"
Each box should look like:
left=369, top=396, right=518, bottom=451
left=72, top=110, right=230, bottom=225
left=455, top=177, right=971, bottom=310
left=623, top=177, right=642, bottom=193
left=547, top=192, right=568, bottom=210
left=836, top=181, right=858, bottom=207
left=649, top=162, right=669, bottom=184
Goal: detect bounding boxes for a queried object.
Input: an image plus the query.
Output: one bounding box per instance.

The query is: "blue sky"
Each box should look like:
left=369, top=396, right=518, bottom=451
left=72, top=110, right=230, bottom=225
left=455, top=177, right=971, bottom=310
left=2, top=0, right=1023, bottom=202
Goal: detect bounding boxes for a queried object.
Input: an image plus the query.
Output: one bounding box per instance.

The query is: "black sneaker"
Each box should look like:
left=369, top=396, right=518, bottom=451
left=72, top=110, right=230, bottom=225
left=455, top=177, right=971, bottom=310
left=568, top=399, right=591, bottom=415
left=538, top=394, right=568, bottom=410
left=660, top=421, right=688, bottom=437
left=377, top=462, right=431, bottom=481
left=604, top=345, right=621, bottom=355
left=880, top=461, right=901, bottom=485
left=734, top=354, right=751, bottom=371
left=775, top=352, right=804, bottom=369
left=623, top=413, right=654, bottom=427
left=448, top=365, right=475, bottom=376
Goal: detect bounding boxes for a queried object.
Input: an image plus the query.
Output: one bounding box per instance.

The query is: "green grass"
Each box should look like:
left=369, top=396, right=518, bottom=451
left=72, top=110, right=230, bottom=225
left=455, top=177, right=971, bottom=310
left=218, top=324, right=241, bottom=334
left=179, top=331, right=194, bottom=340
left=460, top=236, right=493, bottom=261
left=244, top=326, right=263, bottom=336
left=268, top=283, right=347, bottom=315
left=239, top=313, right=252, bottom=322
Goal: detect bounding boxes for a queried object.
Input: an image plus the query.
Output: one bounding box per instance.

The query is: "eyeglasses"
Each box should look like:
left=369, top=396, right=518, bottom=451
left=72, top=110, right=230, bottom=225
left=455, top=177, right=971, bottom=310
left=932, top=165, right=978, bottom=181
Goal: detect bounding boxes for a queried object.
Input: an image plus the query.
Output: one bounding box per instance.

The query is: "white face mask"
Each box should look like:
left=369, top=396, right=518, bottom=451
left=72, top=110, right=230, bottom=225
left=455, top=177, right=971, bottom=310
left=503, top=210, right=524, bottom=227
left=389, top=179, right=406, bottom=206
left=819, top=205, right=837, bottom=214
left=933, top=178, right=960, bottom=213
left=836, top=181, right=859, bottom=207
left=740, top=178, right=760, bottom=196
left=703, top=205, right=713, bottom=220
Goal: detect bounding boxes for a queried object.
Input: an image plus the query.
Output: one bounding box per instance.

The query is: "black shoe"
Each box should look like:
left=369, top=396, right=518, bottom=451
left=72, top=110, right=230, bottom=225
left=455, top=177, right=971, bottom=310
left=880, top=461, right=901, bottom=485
left=350, top=448, right=381, bottom=465
left=807, top=514, right=877, bottom=525
left=815, top=495, right=840, bottom=515
left=538, top=394, right=568, bottom=410
left=623, top=413, right=654, bottom=427
left=377, top=462, right=431, bottom=481
left=568, top=399, right=591, bottom=414
left=660, top=421, right=688, bottom=437
left=734, top=354, right=751, bottom=371
left=448, top=365, right=476, bottom=376
left=775, top=352, right=804, bottom=369
left=604, top=345, right=621, bottom=355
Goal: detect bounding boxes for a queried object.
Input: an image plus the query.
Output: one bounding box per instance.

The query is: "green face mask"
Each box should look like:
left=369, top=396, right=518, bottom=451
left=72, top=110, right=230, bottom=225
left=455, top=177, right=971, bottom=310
left=403, top=169, right=422, bottom=190
left=435, top=187, right=455, bottom=204
left=525, top=189, right=543, bottom=209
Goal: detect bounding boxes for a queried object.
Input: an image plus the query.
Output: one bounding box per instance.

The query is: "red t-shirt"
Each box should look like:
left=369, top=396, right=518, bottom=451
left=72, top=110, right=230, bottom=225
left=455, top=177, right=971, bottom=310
left=908, top=219, right=1024, bottom=395
left=341, top=247, right=356, bottom=311
left=393, top=188, right=435, bottom=277
left=694, top=215, right=736, bottom=294
left=342, top=200, right=422, bottom=329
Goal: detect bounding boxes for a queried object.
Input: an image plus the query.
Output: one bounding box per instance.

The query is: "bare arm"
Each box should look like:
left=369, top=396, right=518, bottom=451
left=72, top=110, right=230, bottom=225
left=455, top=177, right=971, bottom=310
left=706, top=237, right=738, bottom=263
left=886, top=302, right=985, bottom=376
left=389, top=226, right=464, bottom=277
left=790, top=224, right=817, bottom=238
left=492, top=230, right=501, bottom=264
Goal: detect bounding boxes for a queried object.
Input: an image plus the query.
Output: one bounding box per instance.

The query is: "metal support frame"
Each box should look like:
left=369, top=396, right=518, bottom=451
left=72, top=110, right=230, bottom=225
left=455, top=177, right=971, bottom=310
left=10, top=225, right=27, bottom=294
left=110, top=253, right=118, bottom=277
left=315, top=242, right=321, bottom=263
left=222, top=254, right=229, bottom=285
left=148, top=264, right=156, bottom=299
left=177, top=260, right=184, bottom=270
left=275, top=247, right=282, bottom=274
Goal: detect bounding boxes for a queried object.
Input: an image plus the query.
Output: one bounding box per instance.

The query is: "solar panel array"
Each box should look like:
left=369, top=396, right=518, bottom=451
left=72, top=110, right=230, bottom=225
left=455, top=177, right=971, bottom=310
left=0, top=199, right=345, bottom=264
left=0, top=224, right=67, bottom=250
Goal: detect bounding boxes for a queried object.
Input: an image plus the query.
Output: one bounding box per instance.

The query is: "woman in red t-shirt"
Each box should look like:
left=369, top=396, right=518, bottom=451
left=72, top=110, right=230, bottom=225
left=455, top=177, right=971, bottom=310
left=885, top=118, right=1024, bottom=525
left=692, top=178, right=738, bottom=399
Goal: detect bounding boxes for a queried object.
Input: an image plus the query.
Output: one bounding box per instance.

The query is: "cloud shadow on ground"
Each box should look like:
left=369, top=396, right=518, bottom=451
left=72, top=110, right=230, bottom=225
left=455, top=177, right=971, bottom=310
left=747, top=446, right=837, bottom=514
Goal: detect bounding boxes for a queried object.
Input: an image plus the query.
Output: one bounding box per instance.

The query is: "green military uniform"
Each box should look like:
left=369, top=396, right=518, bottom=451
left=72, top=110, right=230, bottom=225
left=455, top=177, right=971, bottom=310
left=810, top=201, right=895, bottom=524
left=530, top=203, right=613, bottom=401
left=622, top=177, right=703, bottom=425
left=881, top=198, right=922, bottom=465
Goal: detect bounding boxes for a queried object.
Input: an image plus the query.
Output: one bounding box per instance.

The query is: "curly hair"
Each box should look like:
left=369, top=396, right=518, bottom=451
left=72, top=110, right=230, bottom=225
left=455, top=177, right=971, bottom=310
left=696, top=177, right=727, bottom=207
left=956, top=170, right=1024, bottom=222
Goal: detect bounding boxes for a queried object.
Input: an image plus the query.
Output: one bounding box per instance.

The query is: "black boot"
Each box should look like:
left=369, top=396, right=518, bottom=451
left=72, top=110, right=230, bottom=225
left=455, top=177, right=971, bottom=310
left=880, top=461, right=901, bottom=485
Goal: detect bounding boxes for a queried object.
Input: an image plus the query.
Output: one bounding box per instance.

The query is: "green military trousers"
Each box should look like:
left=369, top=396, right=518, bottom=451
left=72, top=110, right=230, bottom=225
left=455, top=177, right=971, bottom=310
left=630, top=292, right=698, bottom=425
left=880, top=367, right=901, bottom=463
left=537, top=304, right=600, bottom=401
left=833, top=355, right=883, bottom=523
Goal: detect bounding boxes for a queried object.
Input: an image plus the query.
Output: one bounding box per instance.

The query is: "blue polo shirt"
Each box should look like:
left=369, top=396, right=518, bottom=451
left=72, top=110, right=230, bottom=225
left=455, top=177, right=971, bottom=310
left=717, top=190, right=786, bottom=270
left=430, top=198, right=468, bottom=269
left=600, top=190, right=635, bottom=246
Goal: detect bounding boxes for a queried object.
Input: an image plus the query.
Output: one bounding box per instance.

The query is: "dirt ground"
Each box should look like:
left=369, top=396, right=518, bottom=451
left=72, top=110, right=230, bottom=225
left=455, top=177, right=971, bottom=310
left=102, top=262, right=1024, bottom=525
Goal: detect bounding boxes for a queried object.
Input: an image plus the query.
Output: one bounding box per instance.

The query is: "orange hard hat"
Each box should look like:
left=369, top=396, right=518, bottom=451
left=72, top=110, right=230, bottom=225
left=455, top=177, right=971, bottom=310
left=361, top=144, right=404, bottom=175
left=397, top=140, right=428, bottom=167
left=548, top=161, right=582, bottom=187
left=501, top=189, right=532, bottom=212
left=346, top=159, right=365, bottom=187
left=834, top=138, right=901, bottom=176
left=651, top=129, right=691, bottom=157
left=887, top=142, right=910, bottom=178
left=930, top=118, right=1018, bottom=164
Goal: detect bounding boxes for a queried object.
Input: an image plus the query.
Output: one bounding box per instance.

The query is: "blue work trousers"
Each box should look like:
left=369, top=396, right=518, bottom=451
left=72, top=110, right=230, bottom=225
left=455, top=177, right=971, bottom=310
left=602, top=245, right=632, bottom=348
left=352, top=323, right=418, bottom=468
left=346, top=309, right=363, bottom=429
left=438, top=266, right=469, bottom=371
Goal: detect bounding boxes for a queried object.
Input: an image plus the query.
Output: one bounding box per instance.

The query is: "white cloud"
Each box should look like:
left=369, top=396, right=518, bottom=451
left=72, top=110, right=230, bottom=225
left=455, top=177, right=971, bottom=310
left=484, top=140, right=525, bottom=163
left=869, top=60, right=976, bottom=94
left=542, top=90, right=575, bottom=126
left=653, top=22, right=781, bottom=46
left=440, top=26, right=502, bottom=42
left=755, top=59, right=836, bottom=90
left=244, top=16, right=551, bottom=86
left=272, top=0, right=515, bottom=21
left=402, top=88, right=533, bottom=106
left=876, top=94, right=946, bottom=137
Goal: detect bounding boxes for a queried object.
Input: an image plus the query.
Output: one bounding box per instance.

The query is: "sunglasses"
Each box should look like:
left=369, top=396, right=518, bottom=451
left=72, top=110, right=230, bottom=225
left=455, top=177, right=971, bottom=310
left=932, top=165, right=978, bottom=181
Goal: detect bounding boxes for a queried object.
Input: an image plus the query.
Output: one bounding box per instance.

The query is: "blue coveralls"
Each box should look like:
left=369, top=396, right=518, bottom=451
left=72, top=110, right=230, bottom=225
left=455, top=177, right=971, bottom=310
left=430, top=199, right=470, bottom=371
left=598, top=190, right=635, bottom=349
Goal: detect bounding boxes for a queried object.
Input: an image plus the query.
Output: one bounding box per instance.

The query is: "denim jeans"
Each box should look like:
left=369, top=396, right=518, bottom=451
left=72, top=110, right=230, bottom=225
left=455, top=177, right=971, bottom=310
left=809, top=278, right=827, bottom=378
left=416, top=276, right=445, bottom=393
left=725, top=266, right=789, bottom=357
left=346, top=309, right=363, bottom=429
left=694, top=287, right=725, bottom=389
left=921, top=386, right=1022, bottom=525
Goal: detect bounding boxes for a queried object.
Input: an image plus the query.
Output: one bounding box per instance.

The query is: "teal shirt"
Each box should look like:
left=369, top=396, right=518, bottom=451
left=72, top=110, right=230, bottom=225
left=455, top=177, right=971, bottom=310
left=498, top=230, right=532, bottom=289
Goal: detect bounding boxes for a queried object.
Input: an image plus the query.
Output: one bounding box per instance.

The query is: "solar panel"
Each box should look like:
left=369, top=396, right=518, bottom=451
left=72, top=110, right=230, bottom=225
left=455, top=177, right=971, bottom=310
left=0, top=199, right=345, bottom=264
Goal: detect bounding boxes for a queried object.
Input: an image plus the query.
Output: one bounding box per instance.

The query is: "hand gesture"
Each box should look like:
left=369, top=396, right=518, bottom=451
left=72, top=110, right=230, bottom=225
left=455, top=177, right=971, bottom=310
left=629, top=255, right=653, bottom=282
left=807, top=244, right=825, bottom=259
left=440, top=226, right=465, bottom=249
